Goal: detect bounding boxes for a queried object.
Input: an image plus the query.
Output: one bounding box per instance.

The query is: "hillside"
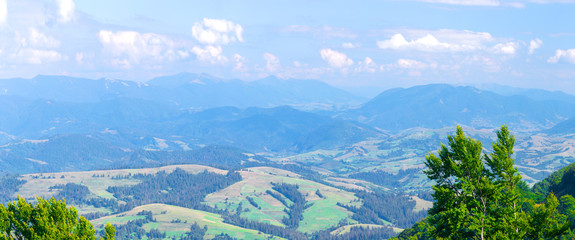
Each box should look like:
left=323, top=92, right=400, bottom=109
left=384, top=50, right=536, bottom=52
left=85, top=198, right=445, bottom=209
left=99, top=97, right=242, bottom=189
left=4, top=164, right=423, bottom=239
left=91, top=204, right=280, bottom=240
left=532, top=162, right=575, bottom=198
left=546, top=117, right=575, bottom=135
left=2, top=81, right=575, bottom=176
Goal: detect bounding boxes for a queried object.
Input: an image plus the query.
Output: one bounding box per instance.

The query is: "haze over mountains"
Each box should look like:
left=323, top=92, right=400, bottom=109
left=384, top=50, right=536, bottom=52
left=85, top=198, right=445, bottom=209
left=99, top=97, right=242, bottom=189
left=345, top=84, right=575, bottom=131
left=1, top=73, right=575, bottom=176
left=0, top=73, right=363, bottom=109
left=4, top=73, right=575, bottom=239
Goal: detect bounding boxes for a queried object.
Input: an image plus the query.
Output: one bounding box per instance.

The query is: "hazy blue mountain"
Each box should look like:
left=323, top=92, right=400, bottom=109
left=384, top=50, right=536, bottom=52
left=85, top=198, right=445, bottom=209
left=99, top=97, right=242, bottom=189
left=344, top=84, right=575, bottom=131
left=545, top=117, right=575, bottom=134
left=147, top=73, right=364, bottom=108
left=0, top=106, right=380, bottom=173
left=475, top=83, right=575, bottom=103
left=171, top=106, right=382, bottom=152
left=0, top=75, right=153, bottom=102
left=8, top=98, right=176, bottom=138
left=0, top=134, right=129, bottom=173
left=0, top=100, right=381, bottom=173
left=0, top=73, right=363, bottom=109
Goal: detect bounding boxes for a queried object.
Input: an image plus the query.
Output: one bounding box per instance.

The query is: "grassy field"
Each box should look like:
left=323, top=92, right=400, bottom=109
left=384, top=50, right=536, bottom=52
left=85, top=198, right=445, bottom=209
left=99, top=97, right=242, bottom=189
left=11, top=164, right=374, bottom=236
left=330, top=224, right=404, bottom=235
left=205, top=167, right=358, bottom=233
left=92, top=204, right=282, bottom=240
left=14, top=164, right=227, bottom=214
left=411, top=196, right=433, bottom=212
left=10, top=163, right=428, bottom=237
left=16, top=164, right=226, bottom=200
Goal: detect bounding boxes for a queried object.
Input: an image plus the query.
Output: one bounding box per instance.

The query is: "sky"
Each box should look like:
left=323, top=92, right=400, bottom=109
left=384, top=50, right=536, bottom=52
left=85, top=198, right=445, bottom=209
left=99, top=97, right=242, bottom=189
left=0, top=0, right=575, bottom=93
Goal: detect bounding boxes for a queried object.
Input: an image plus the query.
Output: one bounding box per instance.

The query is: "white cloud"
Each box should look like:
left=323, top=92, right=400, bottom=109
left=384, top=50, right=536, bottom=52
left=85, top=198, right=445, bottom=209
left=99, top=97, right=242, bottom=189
left=75, top=52, right=84, bottom=64
left=529, top=0, right=575, bottom=3
left=233, top=54, right=247, bottom=72
left=7, top=28, right=64, bottom=65
left=320, top=48, right=353, bottom=68
left=342, top=42, right=358, bottom=48
left=528, top=38, right=543, bottom=54
left=356, top=57, right=377, bottom=73
left=282, top=25, right=357, bottom=39
left=192, top=18, right=243, bottom=45
left=464, top=55, right=501, bottom=72
left=177, top=50, right=189, bottom=59
left=410, top=0, right=525, bottom=7
left=415, top=0, right=501, bottom=6
left=98, top=30, right=181, bottom=67
left=263, top=53, right=280, bottom=72
left=377, top=33, right=484, bottom=52
left=15, top=49, right=63, bottom=64
left=23, top=28, right=60, bottom=48
left=378, top=29, right=523, bottom=58
left=408, top=0, right=575, bottom=7
left=492, top=42, right=519, bottom=55
left=191, top=45, right=228, bottom=64
left=397, top=59, right=429, bottom=69
left=548, top=49, right=575, bottom=63
left=0, top=0, right=6, bottom=25
left=56, top=0, right=75, bottom=23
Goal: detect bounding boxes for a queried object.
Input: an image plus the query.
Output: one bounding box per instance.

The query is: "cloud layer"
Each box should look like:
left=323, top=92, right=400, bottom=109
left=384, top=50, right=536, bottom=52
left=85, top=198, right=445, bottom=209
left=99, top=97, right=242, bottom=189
left=98, top=30, right=184, bottom=68
left=377, top=30, right=494, bottom=52
left=0, top=0, right=6, bottom=25
left=192, top=18, right=243, bottom=45
left=320, top=49, right=353, bottom=68
left=548, top=49, right=575, bottom=63
left=56, top=0, right=75, bottom=23
left=529, top=39, right=543, bottom=54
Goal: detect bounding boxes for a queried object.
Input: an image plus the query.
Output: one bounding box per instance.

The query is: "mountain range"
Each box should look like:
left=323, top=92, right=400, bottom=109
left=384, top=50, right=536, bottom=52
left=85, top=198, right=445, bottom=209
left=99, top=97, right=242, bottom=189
left=0, top=73, right=363, bottom=109
left=343, top=84, right=575, bottom=131
left=1, top=74, right=575, bottom=174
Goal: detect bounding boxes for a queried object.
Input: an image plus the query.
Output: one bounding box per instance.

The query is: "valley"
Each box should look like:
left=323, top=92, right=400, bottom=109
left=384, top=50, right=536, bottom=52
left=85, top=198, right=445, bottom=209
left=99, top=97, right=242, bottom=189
left=2, top=75, right=575, bottom=239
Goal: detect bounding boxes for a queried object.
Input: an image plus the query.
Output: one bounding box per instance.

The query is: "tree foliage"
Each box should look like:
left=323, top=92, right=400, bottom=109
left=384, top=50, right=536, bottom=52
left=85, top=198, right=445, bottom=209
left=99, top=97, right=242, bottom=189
left=0, top=196, right=115, bottom=240
left=424, top=125, right=571, bottom=239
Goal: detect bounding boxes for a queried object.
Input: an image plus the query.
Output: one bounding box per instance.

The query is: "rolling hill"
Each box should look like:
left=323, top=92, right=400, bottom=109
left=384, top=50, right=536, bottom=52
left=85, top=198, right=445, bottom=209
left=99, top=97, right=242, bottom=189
left=5, top=164, right=421, bottom=239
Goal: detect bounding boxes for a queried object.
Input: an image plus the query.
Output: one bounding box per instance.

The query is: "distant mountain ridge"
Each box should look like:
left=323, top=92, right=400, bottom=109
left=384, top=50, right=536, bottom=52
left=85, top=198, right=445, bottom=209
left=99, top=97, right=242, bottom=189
left=475, top=83, right=575, bottom=103
left=1, top=76, right=575, bottom=174
left=342, top=84, right=575, bottom=131
left=0, top=73, right=364, bottom=109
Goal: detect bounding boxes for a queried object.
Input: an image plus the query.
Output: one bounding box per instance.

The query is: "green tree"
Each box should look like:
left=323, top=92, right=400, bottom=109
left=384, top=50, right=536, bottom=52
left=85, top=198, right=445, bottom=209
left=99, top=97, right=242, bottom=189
left=560, top=194, right=575, bottom=229
left=424, top=125, right=570, bottom=239
left=483, top=125, right=528, bottom=238
left=103, top=223, right=116, bottom=240
left=0, top=196, right=115, bottom=240
left=526, top=193, right=571, bottom=239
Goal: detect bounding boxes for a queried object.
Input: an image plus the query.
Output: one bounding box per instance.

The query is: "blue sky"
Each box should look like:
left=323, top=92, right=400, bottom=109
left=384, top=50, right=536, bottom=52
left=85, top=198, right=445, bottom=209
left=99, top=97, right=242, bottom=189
left=1, top=0, right=575, bottom=93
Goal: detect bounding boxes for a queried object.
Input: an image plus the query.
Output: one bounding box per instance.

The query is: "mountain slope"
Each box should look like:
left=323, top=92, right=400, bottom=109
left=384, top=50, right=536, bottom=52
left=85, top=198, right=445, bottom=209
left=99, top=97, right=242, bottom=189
left=147, top=73, right=364, bottom=108
left=173, top=106, right=382, bottom=152
left=532, top=162, right=575, bottom=198
left=545, top=117, right=575, bottom=135
left=345, top=84, right=575, bottom=131
left=476, top=83, right=575, bottom=103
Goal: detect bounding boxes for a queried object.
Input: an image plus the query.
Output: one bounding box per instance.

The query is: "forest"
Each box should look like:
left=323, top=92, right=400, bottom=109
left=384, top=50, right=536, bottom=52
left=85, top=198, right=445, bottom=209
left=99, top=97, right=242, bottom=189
left=4, top=125, right=575, bottom=239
